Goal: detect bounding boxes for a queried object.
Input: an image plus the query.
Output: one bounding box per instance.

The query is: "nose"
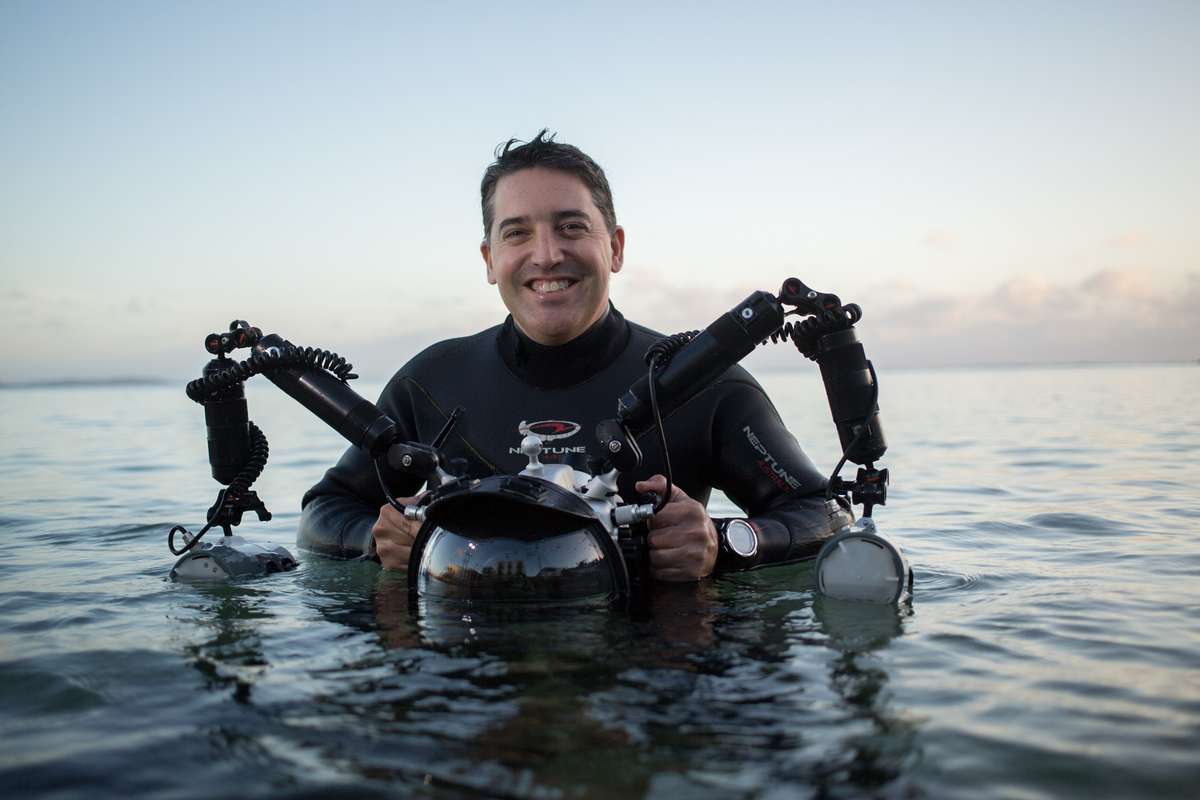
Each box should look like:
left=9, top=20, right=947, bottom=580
left=530, top=226, right=564, bottom=269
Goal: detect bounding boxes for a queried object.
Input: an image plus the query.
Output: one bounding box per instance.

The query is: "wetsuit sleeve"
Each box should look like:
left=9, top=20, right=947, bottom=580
left=707, top=381, right=852, bottom=571
left=297, top=374, right=426, bottom=559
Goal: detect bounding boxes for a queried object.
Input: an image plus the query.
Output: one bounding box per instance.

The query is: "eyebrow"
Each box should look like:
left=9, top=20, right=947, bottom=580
left=497, top=210, right=590, bottom=231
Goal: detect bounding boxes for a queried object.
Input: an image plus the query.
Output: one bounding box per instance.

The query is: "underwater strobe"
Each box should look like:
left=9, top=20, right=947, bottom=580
left=167, top=321, right=321, bottom=580
left=768, top=279, right=912, bottom=604
left=587, top=277, right=911, bottom=604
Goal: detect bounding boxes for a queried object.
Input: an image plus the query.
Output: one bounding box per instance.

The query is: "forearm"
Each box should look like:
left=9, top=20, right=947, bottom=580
left=714, top=493, right=851, bottom=573
left=297, top=492, right=378, bottom=560
left=707, top=377, right=852, bottom=573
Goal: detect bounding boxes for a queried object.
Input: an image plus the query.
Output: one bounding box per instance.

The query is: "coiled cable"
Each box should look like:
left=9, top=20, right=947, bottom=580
left=767, top=304, right=863, bottom=359
left=173, top=338, right=351, bottom=555
left=643, top=330, right=698, bottom=368
left=185, top=344, right=357, bottom=402
left=168, top=421, right=269, bottom=555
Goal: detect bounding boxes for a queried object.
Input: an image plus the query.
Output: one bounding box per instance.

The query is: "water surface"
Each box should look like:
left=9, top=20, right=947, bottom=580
left=1, top=364, right=1198, bottom=798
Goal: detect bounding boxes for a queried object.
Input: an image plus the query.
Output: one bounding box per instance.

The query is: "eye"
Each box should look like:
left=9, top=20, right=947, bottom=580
left=560, top=221, right=588, bottom=235
left=502, top=228, right=528, bottom=241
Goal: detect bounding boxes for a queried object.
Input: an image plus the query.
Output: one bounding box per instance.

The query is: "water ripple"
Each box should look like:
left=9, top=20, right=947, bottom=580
left=913, top=567, right=986, bottom=593
left=4, top=368, right=1200, bottom=799
left=1026, top=512, right=1129, bottom=535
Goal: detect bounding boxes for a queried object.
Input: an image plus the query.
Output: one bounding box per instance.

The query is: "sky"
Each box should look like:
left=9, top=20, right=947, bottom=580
left=2, top=0, right=1197, bottom=382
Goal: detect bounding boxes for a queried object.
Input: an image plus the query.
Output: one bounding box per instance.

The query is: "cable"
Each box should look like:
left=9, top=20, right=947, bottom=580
left=643, top=330, right=698, bottom=366
left=374, top=457, right=409, bottom=517
left=641, top=331, right=697, bottom=513
left=172, top=339, right=352, bottom=553
left=646, top=357, right=672, bottom=513
left=168, top=421, right=269, bottom=554
left=185, top=344, right=357, bottom=403
left=766, top=304, right=863, bottom=359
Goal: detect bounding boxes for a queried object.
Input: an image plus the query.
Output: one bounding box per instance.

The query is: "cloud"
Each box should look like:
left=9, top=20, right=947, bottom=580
left=4, top=267, right=1196, bottom=382
left=609, top=267, right=1200, bottom=369
left=609, top=270, right=748, bottom=335
left=861, top=268, right=1199, bottom=366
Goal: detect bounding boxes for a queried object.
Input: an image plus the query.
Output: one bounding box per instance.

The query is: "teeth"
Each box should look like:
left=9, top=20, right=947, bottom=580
left=530, top=279, right=572, bottom=294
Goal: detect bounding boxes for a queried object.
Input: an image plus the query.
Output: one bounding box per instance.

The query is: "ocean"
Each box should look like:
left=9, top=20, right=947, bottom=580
left=1, top=363, right=1197, bottom=798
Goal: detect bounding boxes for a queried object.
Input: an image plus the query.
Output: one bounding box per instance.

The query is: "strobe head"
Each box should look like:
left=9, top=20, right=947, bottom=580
left=817, top=327, right=886, bottom=465
left=814, top=517, right=912, bottom=604
left=201, top=357, right=250, bottom=485
left=170, top=535, right=296, bottom=581
left=407, top=475, right=631, bottom=607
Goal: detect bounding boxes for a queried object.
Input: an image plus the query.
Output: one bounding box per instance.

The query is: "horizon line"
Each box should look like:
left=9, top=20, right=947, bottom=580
left=3, top=358, right=1197, bottom=389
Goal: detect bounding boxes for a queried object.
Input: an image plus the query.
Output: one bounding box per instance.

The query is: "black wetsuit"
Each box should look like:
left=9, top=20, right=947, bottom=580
left=299, top=306, right=849, bottom=570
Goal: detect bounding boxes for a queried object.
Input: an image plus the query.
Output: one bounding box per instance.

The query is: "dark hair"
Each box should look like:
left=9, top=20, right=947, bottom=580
left=480, top=129, right=617, bottom=241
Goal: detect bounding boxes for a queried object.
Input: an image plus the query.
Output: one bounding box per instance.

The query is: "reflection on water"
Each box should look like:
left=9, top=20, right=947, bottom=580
left=181, top=585, right=276, bottom=705
left=1, top=366, right=1199, bottom=798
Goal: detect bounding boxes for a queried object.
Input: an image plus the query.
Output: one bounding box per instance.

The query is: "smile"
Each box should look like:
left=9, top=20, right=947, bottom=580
left=527, top=278, right=577, bottom=295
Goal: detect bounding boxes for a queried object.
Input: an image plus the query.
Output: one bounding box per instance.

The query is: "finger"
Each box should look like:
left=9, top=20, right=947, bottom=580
left=376, top=539, right=412, bottom=558
left=635, top=474, right=666, bottom=493
left=372, top=514, right=419, bottom=545
left=648, top=544, right=694, bottom=567
left=648, top=504, right=711, bottom=535
left=646, top=500, right=705, bottom=527
left=649, top=547, right=710, bottom=579
left=379, top=493, right=423, bottom=513
left=647, top=526, right=697, bottom=550
left=375, top=517, right=418, bottom=542
left=378, top=491, right=428, bottom=524
left=647, top=540, right=711, bottom=571
left=375, top=540, right=412, bottom=571
left=635, top=475, right=685, bottom=501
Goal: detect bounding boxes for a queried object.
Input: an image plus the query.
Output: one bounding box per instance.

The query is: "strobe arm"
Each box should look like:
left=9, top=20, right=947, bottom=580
left=250, top=334, right=461, bottom=491
left=177, top=324, right=448, bottom=551
left=616, top=291, right=785, bottom=438
left=597, top=278, right=889, bottom=517
left=252, top=334, right=397, bottom=458
left=596, top=291, right=786, bottom=473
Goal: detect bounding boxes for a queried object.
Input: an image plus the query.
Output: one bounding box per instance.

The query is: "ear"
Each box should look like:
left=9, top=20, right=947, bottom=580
left=481, top=240, right=496, bottom=285
left=610, top=226, right=625, bottom=274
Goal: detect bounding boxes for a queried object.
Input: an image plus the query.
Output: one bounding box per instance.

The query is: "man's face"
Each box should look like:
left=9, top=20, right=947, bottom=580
left=481, top=167, right=624, bottom=346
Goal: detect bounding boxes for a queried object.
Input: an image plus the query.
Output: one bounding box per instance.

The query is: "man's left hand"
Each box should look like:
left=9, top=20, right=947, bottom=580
left=635, top=474, right=718, bottom=582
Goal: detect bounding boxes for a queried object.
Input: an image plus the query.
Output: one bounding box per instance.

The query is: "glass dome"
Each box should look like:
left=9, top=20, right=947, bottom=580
left=409, top=476, right=627, bottom=604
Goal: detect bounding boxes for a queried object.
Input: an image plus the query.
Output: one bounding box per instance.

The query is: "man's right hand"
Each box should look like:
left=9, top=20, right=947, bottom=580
left=372, top=495, right=424, bottom=571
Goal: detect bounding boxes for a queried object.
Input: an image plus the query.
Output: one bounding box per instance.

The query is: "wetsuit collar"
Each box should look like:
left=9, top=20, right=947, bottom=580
left=498, top=304, right=631, bottom=389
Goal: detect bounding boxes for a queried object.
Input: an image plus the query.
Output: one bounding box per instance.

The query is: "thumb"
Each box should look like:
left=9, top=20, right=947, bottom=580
left=635, top=474, right=667, bottom=493
left=400, top=489, right=429, bottom=504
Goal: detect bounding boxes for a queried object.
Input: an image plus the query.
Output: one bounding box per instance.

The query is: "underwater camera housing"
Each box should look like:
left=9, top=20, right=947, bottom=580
left=406, top=435, right=651, bottom=609
left=169, top=278, right=908, bottom=605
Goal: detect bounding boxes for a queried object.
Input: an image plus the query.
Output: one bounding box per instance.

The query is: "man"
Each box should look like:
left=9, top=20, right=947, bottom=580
left=298, top=131, right=849, bottom=579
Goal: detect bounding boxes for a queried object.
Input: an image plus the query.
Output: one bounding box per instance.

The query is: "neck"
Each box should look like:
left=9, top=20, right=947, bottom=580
left=497, top=304, right=629, bottom=389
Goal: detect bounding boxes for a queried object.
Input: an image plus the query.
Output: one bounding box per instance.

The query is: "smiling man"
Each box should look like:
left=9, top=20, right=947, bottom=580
left=484, top=166, right=623, bottom=346
left=298, top=131, right=849, bottom=580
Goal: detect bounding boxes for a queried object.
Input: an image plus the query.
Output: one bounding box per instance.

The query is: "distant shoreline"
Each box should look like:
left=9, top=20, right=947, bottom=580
left=0, top=377, right=173, bottom=390
left=2, top=359, right=1195, bottom=388
left=754, top=358, right=1199, bottom=375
